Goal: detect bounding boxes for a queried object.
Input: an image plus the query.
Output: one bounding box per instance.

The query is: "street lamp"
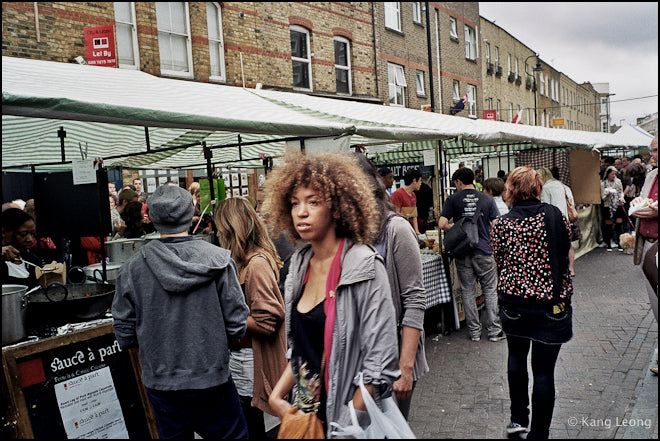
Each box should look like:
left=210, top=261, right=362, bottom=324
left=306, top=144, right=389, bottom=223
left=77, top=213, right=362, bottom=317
left=605, top=93, right=616, bottom=133
left=524, top=54, right=544, bottom=126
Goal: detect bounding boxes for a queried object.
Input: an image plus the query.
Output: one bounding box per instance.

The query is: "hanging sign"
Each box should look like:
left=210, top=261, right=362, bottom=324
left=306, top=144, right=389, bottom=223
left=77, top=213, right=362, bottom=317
left=483, top=110, right=497, bottom=121
left=84, top=25, right=117, bottom=67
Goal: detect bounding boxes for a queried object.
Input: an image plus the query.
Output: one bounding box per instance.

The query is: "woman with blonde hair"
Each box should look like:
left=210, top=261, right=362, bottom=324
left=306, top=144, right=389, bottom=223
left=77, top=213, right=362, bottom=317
left=214, top=197, right=287, bottom=438
left=264, top=149, right=400, bottom=437
left=491, top=166, right=573, bottom=439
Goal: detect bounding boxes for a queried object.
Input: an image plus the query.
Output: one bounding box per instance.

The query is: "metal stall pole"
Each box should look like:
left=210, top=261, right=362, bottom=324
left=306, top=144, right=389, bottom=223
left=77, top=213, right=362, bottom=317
left=57, top=126, right=66, bottom=163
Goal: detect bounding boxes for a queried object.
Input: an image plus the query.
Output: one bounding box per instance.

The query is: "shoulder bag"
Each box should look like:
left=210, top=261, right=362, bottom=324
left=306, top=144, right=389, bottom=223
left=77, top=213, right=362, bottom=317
left=563, top=187, right=579, bottom=223
left=443, top=195, right=484, bottom=258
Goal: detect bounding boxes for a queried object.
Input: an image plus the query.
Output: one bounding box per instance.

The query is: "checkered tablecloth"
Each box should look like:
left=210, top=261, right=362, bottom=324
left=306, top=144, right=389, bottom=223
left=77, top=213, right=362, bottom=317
left=420, top=251, right=452, bottom=308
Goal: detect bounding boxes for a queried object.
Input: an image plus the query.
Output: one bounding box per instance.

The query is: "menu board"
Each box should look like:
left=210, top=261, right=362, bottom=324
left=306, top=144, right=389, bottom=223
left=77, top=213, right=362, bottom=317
left=2, top=323, right=155, bottom=439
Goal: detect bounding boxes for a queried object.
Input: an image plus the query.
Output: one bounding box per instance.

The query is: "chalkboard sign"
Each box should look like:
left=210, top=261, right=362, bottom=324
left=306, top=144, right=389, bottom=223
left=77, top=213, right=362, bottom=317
left=2, top=323, right=157, bottom=439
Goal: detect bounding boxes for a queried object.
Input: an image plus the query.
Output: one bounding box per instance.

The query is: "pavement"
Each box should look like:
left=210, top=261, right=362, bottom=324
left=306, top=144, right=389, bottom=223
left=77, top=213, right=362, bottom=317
left=408, top=246, right=658, bottom=439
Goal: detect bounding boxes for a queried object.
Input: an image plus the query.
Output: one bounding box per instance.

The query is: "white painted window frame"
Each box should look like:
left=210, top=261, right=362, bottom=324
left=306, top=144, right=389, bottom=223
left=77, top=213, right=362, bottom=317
left=290, top=25, right=313, bottom=91
left=114, top=2, right=140, bottom=69
left=156, top=2, right=194, bottom=79
left=415, top=70, right=425, bottom=96
left=333, top=36, right=352, bottom=95
left=385, top=2, right=402, bottom=32
left=207, top=2, right=226, bottom=83
left=388, top=62, right=406, bottom=107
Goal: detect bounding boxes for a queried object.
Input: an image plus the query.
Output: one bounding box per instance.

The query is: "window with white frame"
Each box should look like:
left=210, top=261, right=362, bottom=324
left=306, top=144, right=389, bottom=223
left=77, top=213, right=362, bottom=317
left=515, top=57, right=518, bottom=77
left=334, top=36, right=351, bottom=94
left=388, top=63, right=406, bottom=106
left=467, top=84, right=476, bottom=116
left=412, top=2, right=422, bottom=23
left=156, top=2, right=193, bottom=77
left=464, top=25, right=476, bottom=60
left=449, top=17, right=458, bottom=39
left=206, top=2, right=226, bottom=82
left=385, top=2, right=401, bottom=32
left=509, top=103, right=513, bottom=121
left=545, top=75, right=549, bottom=97
left=415, top=70, right=425, bottom=96
left=539, top=73, right=545, bottom=96
left=494, top=46, right=499, bottom=66
left=485, top=42, right=490, bottom=64
left=507, top=54, right=511, bottom=74
left=496, top=99, right=501, bottom=120
left=487, top=98, right=492, bottom=110
left=114, top=2, right=140, bottom=69
left=290, top=25, right=312, bottom=90
left=452, top=80, right=460, bottom=101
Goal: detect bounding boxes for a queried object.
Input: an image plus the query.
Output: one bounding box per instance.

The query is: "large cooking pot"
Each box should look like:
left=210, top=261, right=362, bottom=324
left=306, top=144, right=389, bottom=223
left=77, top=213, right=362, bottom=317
left=27, top=282, right=116, bottom=325
left=83, top=262, right=122, bottom=284
left=105, top=238, right=145, bottom=264
left=2, top=284, right=40, bottom=345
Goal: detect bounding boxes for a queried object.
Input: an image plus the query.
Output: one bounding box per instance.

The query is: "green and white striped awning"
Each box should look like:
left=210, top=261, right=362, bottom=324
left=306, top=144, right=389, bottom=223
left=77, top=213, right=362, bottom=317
left=3, top=56, right=651, bottom=171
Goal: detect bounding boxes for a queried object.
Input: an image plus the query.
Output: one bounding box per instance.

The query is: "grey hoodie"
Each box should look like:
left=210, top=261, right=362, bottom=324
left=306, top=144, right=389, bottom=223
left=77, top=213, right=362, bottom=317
left=112, top=237, right=249, bottom=391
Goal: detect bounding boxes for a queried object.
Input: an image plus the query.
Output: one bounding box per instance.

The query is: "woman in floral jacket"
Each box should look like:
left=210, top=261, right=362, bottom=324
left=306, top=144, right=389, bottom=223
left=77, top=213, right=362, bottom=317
left=491, top=166, right=573, bottom=439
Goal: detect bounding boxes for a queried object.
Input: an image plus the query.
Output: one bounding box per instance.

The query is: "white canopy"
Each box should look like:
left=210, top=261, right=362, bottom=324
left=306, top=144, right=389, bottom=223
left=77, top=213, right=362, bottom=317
left=2, top=55, right=650, bottom=170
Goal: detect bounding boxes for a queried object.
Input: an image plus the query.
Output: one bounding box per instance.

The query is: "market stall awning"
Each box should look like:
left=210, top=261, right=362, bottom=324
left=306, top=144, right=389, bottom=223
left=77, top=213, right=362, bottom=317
left=3, top=56, right=652, bottom=170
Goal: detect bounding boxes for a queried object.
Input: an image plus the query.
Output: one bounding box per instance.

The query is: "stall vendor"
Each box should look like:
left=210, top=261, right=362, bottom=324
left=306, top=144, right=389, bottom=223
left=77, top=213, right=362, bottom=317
left=2, top=208, right=41, bottom=288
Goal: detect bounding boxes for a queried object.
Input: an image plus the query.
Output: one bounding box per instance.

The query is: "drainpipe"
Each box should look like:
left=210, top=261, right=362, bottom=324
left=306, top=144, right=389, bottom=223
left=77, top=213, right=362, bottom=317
left=425, top=2, right=435, bottom=111
left=371, top=2, right=379, bottom=99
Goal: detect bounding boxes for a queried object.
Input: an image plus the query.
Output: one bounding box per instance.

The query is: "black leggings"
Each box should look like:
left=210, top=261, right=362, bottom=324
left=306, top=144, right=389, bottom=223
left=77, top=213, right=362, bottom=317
left=507, top=336, right=562, bottom=439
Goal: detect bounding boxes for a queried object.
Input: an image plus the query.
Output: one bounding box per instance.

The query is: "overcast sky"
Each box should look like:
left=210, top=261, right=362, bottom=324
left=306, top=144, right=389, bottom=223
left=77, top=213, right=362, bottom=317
left=478, top=2, right=658, bottom=129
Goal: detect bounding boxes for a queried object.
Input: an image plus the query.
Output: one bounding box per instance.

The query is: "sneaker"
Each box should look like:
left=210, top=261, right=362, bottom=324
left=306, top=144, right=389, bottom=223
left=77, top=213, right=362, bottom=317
left=506, top=422, right=529, bottom=435
left=651, top=366, right=658, bottom=376
left=598, top=242, right=608, bottom=248
left=606, top=247, right=613, bottom=252
left=489, top=331, right=506, bottom=342
left=610, top=242, right=618, bottom=249
left=470, top=335, right=481, bottom=342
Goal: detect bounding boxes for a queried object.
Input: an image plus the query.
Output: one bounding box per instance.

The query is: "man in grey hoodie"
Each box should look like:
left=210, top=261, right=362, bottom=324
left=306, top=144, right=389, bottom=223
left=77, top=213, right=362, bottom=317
left=112, top=185, right=250, bottom=439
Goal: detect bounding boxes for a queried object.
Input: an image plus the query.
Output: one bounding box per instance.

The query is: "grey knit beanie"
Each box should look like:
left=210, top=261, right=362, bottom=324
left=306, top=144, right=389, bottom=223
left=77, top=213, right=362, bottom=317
left=147, top=185, right=194, bottom=234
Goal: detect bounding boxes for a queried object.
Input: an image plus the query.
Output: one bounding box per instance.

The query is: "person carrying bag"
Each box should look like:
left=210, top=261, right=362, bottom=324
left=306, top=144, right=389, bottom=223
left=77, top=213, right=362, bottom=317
left=443, top=195, right=484, bottom=257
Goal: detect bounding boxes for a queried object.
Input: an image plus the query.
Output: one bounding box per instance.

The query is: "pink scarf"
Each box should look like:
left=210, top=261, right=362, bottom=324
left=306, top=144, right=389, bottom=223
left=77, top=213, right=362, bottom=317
left=323, top=239, right=344, bottom=388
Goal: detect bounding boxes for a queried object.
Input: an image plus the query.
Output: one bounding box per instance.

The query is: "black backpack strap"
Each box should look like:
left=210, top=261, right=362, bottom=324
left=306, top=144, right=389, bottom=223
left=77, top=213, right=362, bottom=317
left=472, top=193, right=485, bottom=222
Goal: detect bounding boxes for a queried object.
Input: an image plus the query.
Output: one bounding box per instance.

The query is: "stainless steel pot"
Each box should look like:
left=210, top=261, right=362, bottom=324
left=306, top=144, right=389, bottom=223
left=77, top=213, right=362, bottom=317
left=105, top=238, right=145, bottom=264
left=84, top=263, right=121, bottom=284
left=2, top=284, right=40, bottom=345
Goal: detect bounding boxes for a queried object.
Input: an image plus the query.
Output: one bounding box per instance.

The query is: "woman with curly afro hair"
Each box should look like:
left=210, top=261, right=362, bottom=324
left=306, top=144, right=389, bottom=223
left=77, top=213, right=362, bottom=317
left=265, top=149, right=401, bottom=438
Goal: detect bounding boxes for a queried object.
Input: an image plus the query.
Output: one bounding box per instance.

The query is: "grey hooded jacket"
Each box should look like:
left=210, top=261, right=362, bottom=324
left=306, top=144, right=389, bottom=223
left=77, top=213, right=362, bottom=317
left=112, top=237, right=249, bottom=391
left=284, top=239, right=401, bottom=437
left=379, top=215, right=429, bottom=382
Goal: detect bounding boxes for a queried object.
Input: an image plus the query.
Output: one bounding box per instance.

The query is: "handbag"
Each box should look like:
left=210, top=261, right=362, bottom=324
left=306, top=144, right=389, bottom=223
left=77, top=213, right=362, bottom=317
left=569, top=221, right=582, bottom=242
left=277, top=407, right=325, bottom=439
left=329, top=372, right=416, bottom=439
left=443, top=195, right=484, bottom=258
left=564, top=187, right=579, bottom=223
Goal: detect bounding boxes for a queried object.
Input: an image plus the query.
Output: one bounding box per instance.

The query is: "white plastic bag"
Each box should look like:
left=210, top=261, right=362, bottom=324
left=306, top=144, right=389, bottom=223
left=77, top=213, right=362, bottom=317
left=329, top=372, right=416, bottom=439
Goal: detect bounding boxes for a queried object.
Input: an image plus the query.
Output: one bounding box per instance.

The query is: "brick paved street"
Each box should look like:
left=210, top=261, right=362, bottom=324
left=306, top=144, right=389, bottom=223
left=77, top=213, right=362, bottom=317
left=409, top=247, right=658, bottom=439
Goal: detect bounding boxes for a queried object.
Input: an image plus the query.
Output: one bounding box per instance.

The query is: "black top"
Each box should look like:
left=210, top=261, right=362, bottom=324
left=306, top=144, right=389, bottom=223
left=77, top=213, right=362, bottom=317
left=291, top=296, right=327, bottom=423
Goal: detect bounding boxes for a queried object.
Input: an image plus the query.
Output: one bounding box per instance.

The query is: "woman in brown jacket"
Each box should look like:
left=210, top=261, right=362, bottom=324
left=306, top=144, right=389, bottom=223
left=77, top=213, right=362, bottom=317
left=214, top=197, right=288, bottom=438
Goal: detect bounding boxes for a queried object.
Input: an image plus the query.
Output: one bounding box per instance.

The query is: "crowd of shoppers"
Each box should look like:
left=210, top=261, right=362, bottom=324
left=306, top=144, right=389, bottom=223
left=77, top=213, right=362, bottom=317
left=4, top=136, right=656, bottom=439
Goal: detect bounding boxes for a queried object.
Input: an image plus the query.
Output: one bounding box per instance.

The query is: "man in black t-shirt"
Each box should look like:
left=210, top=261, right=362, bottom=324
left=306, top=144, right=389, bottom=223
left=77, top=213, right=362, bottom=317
left=439, top=167, right=504, bottom=343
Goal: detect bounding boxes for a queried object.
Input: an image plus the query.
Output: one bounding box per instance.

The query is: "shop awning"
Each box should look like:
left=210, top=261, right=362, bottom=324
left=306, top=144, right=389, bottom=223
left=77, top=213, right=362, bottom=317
left=2, top=56, right=651, bottom=170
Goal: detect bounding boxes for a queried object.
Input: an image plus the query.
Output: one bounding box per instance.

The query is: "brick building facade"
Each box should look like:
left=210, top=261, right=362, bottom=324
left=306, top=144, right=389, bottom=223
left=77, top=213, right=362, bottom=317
left=1, top=1, right=606, bottom=131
